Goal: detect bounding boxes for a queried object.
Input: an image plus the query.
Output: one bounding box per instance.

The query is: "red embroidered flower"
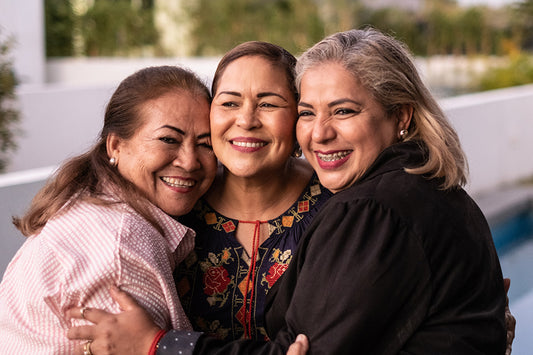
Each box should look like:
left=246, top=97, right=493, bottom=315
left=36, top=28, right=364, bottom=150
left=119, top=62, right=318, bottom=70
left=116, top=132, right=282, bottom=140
left=265, top=263, right=289, bottom=288
left=204, top=266, right=231, bottom=295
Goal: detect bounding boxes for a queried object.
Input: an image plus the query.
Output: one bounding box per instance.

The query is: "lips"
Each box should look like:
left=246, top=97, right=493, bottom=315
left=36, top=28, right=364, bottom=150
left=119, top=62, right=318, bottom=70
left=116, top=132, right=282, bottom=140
left=230, top=137, right=267, bottom=152
left=231, top=141, right=266, bottom=148
left=160, top=176, right=195, bottom=188
left=315, top=150, right=352, bottom=169
left=317, top=150, right=351, bottom=162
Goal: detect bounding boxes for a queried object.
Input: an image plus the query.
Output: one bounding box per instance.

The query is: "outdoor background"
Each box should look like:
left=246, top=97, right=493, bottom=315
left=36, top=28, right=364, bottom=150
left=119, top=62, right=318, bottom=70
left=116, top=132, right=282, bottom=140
left=1, top=0, right=533, bottom=353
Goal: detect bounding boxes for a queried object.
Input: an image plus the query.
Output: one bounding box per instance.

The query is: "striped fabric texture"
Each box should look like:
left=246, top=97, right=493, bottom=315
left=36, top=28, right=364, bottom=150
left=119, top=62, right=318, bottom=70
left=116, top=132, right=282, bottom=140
left=0, top=196, right=194, bottom=354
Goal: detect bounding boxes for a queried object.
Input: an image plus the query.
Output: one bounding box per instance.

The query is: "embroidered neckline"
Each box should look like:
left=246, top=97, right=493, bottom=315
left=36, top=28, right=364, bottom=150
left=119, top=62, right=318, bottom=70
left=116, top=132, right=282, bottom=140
left=201, top=174, right=323, bottom=237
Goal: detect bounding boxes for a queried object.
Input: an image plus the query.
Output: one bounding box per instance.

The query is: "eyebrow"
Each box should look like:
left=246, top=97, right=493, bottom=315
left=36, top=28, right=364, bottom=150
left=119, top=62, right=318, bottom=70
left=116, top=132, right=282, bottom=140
left=217, top=91, right=288, bottom=102
left=160, top=125, right=211, bottom=139
left=298, top=98, right=361, bottom=109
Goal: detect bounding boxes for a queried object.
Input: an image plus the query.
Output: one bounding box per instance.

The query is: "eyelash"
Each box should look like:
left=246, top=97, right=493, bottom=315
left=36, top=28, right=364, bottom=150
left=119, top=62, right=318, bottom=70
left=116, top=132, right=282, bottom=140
left=159, top=137, right=178, bottom=144
left=221, top=102, right=237, bottom=107
left=335, top=108, right=357, bottom=115
left=298, top=110, right=313, bottom=118
left=199, top=142, right=213, bottom=150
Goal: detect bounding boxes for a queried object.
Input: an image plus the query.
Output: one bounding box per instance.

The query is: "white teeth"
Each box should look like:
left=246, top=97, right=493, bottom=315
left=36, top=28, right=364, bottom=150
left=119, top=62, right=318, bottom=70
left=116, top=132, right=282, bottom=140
left=317, top=151, right=350, bottom=162
left=232, top=141, right=266, bottom=148
left=161, top=177, right=195, bottom=188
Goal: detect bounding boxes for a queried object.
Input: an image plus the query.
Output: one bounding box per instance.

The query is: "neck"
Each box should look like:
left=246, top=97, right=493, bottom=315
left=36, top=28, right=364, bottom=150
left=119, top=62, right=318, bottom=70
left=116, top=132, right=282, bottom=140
left=205, top=158, right=312, bottom=221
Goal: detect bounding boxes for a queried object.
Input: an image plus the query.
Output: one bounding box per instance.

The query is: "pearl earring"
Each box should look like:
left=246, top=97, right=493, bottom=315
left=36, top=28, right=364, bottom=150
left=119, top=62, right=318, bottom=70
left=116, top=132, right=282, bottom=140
left=399, top=129, right=408, bottom=139
left=109, top=157, right=117, bottom=166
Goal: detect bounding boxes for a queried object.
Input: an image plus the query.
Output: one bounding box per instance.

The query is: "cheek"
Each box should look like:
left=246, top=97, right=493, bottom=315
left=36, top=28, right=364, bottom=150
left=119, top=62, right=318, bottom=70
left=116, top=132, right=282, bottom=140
left=295, top=121, right=309, bottom=145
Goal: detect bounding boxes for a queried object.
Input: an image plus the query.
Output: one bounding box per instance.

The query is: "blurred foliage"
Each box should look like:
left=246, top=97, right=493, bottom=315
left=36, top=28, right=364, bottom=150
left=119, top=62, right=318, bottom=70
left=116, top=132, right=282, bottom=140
left=45, top=0, right=158, bottom=57
left=184, top=0, right=325, bottom=56
left=0, top=30, right=20, bottom=172
left=44, top=0, right=533, bottom=58
left=81, top=0, right=158, bottom=56
left=45, top=0, right=75, bottom=57
left=477, top=54, right=533, bottom=90
left=42, top=0, right=533, bottom=90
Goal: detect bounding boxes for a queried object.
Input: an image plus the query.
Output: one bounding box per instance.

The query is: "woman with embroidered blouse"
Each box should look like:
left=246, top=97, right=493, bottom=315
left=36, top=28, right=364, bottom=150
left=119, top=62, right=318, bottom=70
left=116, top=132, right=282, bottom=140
left=174, top=41, right=332, bottom=341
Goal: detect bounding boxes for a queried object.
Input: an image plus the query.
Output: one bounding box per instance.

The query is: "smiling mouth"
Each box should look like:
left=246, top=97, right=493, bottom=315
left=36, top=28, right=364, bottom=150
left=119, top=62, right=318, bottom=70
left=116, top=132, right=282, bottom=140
left=231, top=140, right=267, bottom=148
left=317, top=151, right=351, bottom=162
left=161, top=177, right=195, bottom=188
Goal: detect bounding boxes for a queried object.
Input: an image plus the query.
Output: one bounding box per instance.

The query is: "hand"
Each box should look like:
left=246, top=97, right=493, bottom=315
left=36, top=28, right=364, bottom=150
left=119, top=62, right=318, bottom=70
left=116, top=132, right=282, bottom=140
left=287, top=334, right=309, bottom=355
left=503, top=278, right=515, bottom=355
left=66, top=286, right=161, bottom=355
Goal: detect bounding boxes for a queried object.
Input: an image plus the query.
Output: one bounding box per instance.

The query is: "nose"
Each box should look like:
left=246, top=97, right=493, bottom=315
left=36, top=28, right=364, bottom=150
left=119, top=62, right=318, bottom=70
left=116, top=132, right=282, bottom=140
left=235, top=103, right=261, bottom=130
left=173, top=144, right=202, bottom=172
left=311, top=114, right=336, bottom=143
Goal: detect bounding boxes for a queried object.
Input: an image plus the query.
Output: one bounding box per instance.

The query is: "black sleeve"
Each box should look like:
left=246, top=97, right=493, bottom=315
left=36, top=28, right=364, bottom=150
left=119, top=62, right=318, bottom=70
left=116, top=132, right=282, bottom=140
left=270, top=198, right=432, bottom=354
left=156, top=330, right=203, bottom=355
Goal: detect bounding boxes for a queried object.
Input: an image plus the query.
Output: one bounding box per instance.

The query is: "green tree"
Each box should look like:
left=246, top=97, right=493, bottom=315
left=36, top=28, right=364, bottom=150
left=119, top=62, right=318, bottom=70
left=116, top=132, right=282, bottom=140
left=45, top=0, right=75, bottom=57
left=478, top=54, right=533, bottom=90
left=185, top=0, right=325, bottom=56
left=82, top=0, right=158, bottom=56
left=0, top=30, right=20, bottom=172
left=514, top=0, right=533, bottom=50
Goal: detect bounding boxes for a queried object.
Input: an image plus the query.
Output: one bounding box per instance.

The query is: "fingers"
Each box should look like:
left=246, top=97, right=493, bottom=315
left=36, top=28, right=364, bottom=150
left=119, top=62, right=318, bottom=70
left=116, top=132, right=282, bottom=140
left=67, top=325, right=95, bottom=341
left=67, top=306, right=111, bottom=323
left=110, top=285, right=140, bottom=312
left=287, top=334, right=309, bottom=355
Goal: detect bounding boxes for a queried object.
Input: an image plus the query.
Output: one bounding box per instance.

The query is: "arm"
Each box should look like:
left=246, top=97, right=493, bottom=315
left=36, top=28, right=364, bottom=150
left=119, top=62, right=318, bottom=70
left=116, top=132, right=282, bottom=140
left=68, top=288, right=310, bottom=355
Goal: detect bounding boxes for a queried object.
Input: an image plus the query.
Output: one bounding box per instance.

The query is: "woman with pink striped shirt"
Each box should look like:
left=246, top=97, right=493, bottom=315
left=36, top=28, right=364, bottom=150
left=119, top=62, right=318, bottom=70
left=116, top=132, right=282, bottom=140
left=0, top=66, right=217, bottom=354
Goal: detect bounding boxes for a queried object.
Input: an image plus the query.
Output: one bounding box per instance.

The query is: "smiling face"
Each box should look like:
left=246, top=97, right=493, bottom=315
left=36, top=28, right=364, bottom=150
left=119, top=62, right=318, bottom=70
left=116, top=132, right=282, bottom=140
left=108, top=90, right=217, bottom=216
left=210, top=55, right=298, bottom=178
left=297, top=62, right=409, bottom=193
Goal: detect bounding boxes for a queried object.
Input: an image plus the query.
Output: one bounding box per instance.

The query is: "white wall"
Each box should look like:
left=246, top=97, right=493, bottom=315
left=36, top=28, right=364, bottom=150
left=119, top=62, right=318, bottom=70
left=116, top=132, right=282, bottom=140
left=0, top=0, right=45, bottom=84
left=10, top=57, right=220, bottom=173
left=441, top=84, right=533, bottom=195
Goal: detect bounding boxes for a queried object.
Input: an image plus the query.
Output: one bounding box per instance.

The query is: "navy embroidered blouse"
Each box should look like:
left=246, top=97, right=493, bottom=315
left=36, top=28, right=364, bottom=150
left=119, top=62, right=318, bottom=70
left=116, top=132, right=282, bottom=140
left=175, top=174, right=332, bottom=341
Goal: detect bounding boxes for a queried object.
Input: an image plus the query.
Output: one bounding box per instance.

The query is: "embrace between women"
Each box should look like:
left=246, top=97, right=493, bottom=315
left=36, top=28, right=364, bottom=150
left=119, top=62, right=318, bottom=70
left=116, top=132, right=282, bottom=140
left=2, top=28, right=511, bottom=354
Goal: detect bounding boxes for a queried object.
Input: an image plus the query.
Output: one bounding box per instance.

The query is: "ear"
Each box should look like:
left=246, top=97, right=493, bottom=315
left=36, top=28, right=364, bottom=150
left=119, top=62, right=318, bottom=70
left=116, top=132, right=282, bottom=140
left=106, top=133, right=122, bottom=160
left=397, top=104, right=413, bottom=132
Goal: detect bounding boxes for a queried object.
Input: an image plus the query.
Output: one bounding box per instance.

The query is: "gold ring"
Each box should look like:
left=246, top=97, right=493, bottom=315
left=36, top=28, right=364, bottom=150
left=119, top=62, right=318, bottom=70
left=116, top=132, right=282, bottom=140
left=83, top=340, right=93, bottom=355
left=80, top=306, right=88, bottom=320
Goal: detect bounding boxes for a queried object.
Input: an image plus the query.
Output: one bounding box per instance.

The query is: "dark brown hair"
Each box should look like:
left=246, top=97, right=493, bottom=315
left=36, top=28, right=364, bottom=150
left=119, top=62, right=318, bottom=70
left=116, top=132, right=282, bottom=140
left=14, top=66, right=211, bottom=236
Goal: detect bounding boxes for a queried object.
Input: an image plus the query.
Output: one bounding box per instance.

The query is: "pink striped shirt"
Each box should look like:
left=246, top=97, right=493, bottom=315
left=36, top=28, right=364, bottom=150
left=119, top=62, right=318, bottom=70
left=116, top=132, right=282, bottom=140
left=0, top=195, right=195, bottom=354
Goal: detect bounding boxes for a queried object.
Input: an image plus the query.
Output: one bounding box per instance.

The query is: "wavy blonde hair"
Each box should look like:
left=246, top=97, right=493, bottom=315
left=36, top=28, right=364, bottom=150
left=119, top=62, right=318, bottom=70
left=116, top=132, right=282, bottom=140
left=296, top=28, right=468, bottom=189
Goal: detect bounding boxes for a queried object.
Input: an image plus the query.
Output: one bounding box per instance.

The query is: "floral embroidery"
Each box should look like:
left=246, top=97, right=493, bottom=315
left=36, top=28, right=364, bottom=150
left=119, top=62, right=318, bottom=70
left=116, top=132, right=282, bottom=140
left=176, top=174, right=332, bottom=341
left=195, top=318, right=230, bottom=340
left=204, top=266, right=231, bottom=296
left=264, top=263, right=289, bottom=288
left=199, top=249, right=235, bottom=307
left=262, top=248, right=292, bottom=288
